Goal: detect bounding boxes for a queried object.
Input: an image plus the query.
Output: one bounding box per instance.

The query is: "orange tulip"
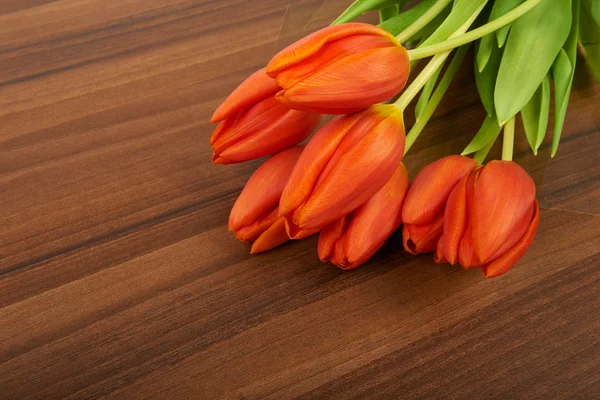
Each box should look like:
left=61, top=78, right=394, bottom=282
left=437, top=160, right=539, bottom=277
left=229, top=146, right=314, bottom=253
left=266, top=23, right=410, bottom=114
left=279, top=104, right=405, bottom=238
left=210, top=68, right=321, bottom=164
left=401, top=155, right=477, bottom=255
left=319, top=163, right=409, bottom=270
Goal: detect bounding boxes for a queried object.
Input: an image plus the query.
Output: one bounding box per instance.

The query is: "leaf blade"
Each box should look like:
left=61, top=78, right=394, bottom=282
left=420, top=0, right=489, bottom=47
left=476, top=0, right=524, bottom=71
left=579, top=0, right=600, bottom=83
left=552, top=0, right=580, bottom=156
left=476, top=33, right=495, bottom=72
left=593, top=0, right=600, bottom=25
left=378, top=0, right=439, bottom=36
left=380, top=5, right=399, bottom=22
left=332, top=0, right=406, bottom=25
left=462, top=115, right=503, bottom=155
left=403, top=5, right=452, bottom=43
left=494, top=0, right=572, bottom=125
left=475, top=39, right=503, bottom=117
left=491, top=0, right=524, bottom=47
left=520, top=74, right=550, bottom=155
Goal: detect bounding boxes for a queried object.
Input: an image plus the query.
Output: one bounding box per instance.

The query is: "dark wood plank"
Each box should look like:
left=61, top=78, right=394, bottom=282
left=1, top=1, right=599, bottom=399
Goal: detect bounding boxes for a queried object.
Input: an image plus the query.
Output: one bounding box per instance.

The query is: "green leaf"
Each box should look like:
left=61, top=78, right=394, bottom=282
left=380, top=5, right=399, bottom=22
left=475, top=39, right=503, bottom=117
left=490, top=0, right=524, bottom=47
left=521, top=75, right=550, bottom=154
left=593, top=0, right=600, bottom=25
left=420, top=0, right=489, bottom=47
left=473, top=131, right=499, bottom=164
left=552, top=0, right=580, bottom=157
left=332, top=0, right=407, bottom=25
left=564, top=0, right=580, bottom=62
left=580, top=0, right=600, bottom=83
left=476, top=34, right=495, bottom=72
left=403, top=4, right=452, bottom=43
left=477, top=0, right=523, bottom=71
left=415, top=61, right=445, bottom=120
left=494, top=0, right=572, bottom=125
left=462, top=115, right=503, bottom=155
left=378, top=0, right=438, bottom=36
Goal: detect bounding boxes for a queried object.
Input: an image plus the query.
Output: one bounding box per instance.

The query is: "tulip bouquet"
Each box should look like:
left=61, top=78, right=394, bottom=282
left=209, top=0, right=599, bottom=278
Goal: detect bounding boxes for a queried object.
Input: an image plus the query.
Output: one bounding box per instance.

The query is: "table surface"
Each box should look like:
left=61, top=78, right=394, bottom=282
left=1, top=1, right=599, bottom=399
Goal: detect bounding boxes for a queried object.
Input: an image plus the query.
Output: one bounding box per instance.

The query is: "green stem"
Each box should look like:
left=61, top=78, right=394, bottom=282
left=502, top=117, right=515, bottom=161
left=404, top=44, right=470, bottom=154
left=394, top=53, right=446, bottom=110
left=414, top=62, right=444, bottom=117
left=396, top=0, right=452, bottom=43
left=407, top=0, right=543, bottom=60
left=394, top=2, right=485, bottom=110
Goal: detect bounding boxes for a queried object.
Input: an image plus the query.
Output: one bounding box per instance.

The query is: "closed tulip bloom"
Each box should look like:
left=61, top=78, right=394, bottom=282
left=279, top=104, right=405, bottom=238
left=229, top=146, right=313, bottom=253
left=401, top=155, right=477, bottom=255
left=210, top=68, right=321, bottom=164
left=437, top=160, right=540, bottom=277
left=266, top=23, right=410, bottom=114
left=319, top=163, right=409, bottom=270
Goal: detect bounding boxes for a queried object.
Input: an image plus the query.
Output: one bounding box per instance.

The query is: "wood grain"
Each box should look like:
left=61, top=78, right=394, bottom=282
left=1, top=1, right=599, bottom=399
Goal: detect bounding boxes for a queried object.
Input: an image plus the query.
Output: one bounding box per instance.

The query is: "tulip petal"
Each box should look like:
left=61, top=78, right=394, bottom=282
left=472, top=161, right=536, bottom=263
left=266, top=23, right=397, bottom=76
left=211, top=68, right=281, bottom=123
left=441, top=169, right=477, bottom=264
left=486, top=202, right=534, bottom=261
left=229, top=146, right=303, bottom=232
left=482, top=200, right=540, bottom=278
left=250, top=218, right=290, bottom=254
left=318, top=216, right=350, bottom=262
left=402, top=210, right=444, bottom=255
left=457, top=226, right=480, bottom=269
left=212, top=96, right=284, bottom=154
left=294, top=108, right=405, bottom=230
left=343, top=163, right=409, bottom=267
left=274, top=34, right=395, bottom=90
left=279, top=113, right=364, bottom=218
left=333, top=239, right=347, bottom=268
left=434, top=239, right=447, bottom=264
left=276, top=47, right=410, bottom=114
left=282, top=219, right=320, bottom=240
left=213, top=96, right=320, bottom=164
left=313, top=107, right=391, bottom=189
left=402, top=155, right=477, bottom=225
left=210, top=117, right=232, bottom=148
left=235, top=207, right=280, bottom=243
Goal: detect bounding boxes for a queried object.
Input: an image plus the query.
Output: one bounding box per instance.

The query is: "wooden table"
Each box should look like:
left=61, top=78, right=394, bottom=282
left=1, top=1, right=599, bottom=398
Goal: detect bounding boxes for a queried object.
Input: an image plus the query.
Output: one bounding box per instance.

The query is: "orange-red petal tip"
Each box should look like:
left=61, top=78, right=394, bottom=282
left=212, top=154, right=229, bottom=164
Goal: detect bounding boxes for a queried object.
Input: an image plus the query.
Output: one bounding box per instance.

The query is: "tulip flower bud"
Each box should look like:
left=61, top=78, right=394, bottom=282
left=210, top=69, right=321, bottom=164
left=229, top=147, right=314, bottom=253
left=319, top=163, right=409, bottom=270
left=438, top=160, right=539, bottom=277
left=279, top=104, right=405, bottom=238
left=402, top=155, right=477, bottom=255
left=266, top=23, right=410, bottom=114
